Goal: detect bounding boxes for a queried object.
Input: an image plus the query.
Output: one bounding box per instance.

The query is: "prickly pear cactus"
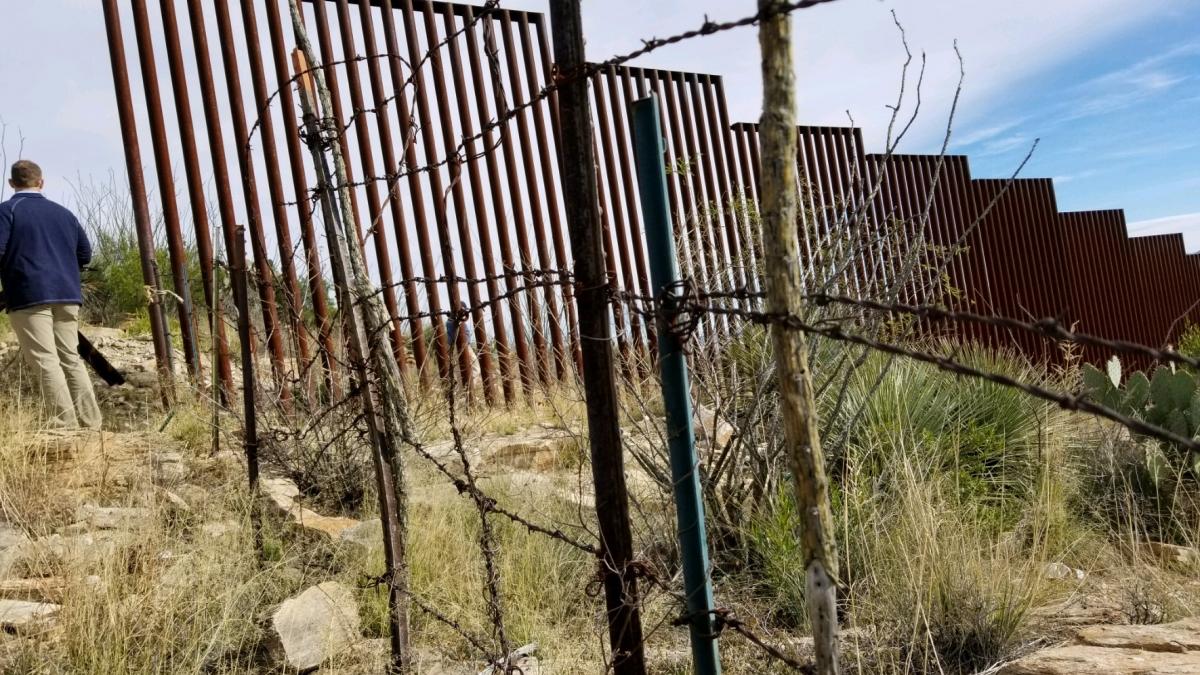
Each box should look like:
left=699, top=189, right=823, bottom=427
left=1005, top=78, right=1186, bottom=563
left=1081, top=356, right=1200, bottom=477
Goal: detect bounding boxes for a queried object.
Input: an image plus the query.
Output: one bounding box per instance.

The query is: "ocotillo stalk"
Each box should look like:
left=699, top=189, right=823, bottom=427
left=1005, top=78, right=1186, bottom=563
left=288, top=4, right=415, bottom=671
left=757, top=1, right=841, bottom=673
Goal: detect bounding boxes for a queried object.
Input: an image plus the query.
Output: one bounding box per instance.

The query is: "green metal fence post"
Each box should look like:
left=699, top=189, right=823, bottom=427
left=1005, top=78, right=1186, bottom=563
left=631, top=94, right=722, bottom=675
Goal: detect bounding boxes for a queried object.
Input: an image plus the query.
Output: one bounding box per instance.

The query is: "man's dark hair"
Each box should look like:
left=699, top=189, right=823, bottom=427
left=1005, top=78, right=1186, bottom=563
left=10, top=160, right=43, bottom=188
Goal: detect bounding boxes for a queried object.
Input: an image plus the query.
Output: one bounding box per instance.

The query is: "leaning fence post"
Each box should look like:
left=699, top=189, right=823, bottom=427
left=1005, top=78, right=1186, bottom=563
left=289, top=5, right=415, bottom=670
left=631, top=95, right=722, bottom=675
left=758, top=1, right=841, bottom=673
left=548, top=2, right=648, bottom=672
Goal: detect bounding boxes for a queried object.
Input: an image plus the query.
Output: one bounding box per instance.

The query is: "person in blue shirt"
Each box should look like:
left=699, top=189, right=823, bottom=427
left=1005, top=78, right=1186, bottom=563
left=0, top=160, right=101, bottom=429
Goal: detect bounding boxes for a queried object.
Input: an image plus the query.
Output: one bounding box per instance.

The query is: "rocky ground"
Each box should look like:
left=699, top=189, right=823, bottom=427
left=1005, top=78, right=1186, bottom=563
left=0, top=327, right=1197, bottom=673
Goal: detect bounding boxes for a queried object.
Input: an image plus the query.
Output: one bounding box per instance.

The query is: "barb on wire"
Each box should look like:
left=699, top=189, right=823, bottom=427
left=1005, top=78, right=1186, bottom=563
left=808, top=293, right=1200, bottom=370
left=664, top=300, right=1200, bottom=452
left=271, top=0, right=848, bottom=207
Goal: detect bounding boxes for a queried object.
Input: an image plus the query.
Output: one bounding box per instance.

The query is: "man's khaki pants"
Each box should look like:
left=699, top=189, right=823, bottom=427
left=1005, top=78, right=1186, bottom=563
left=10, top=304, right=102, bottom=430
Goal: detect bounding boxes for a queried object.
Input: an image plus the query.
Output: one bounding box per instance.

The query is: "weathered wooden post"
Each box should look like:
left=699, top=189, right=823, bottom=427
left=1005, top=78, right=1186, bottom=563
left=289, top=4, right=415, bottom=671
left=548, top=2, right=648, bottom=672
left=758, top=1, right=841, bottom=673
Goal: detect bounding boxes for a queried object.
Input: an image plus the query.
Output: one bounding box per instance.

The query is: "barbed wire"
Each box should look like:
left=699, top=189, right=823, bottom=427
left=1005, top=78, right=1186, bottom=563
left=253, top=0, right=847, bottom=208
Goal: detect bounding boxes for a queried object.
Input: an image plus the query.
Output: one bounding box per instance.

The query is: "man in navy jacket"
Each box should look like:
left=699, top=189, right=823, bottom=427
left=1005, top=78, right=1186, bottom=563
left=0, top=160, right=101, bottom=429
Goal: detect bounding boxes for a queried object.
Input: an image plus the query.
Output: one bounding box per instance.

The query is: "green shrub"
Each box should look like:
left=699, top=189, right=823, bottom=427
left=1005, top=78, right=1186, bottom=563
left=826, top=342, right=1050, bottom=526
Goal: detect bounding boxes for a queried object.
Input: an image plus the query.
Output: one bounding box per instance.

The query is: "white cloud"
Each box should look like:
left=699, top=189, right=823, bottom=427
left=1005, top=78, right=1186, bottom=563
left=1128, top=212, right=1200, bottom=252
left=953, top=117, right=1029, bottom=148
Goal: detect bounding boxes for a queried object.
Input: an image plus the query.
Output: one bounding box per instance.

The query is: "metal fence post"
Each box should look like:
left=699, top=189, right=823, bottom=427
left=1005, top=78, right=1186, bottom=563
left=631, top=95, right=722, bottom=675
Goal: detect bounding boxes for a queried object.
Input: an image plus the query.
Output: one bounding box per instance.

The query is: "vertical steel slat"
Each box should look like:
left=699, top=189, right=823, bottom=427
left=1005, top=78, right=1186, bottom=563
left=414, top=0, right=489, bottom=391
left=441, top=4, right=508, bottom=402
left=458, top=3, right=537, bottom=397
left=394, top=0, right=458, bottom=382
left=489, top=8, right=554, bottom=385
left=474, top=8, right=551, bottom=388
left=326, top=0, right=408, bottom=369
left=672, top=73, right=723, bottom=314
left=608, top=66, right=658, bottom=352
left=458, top=2, right=535, bottom=396
left=240, top=0, right=315, bottom=392
left=261, top=0, right=340, bottom=395
left=938, top=157, right=977, bottom=341
left=101, top=0, right=175, bottom=401
left=685, top=73, right=734, bottom=297
left=713, top=78, right=758, bottom=296
left=818, top=128, right=856, bottom=295
left=158, top=0, right=236, bottom=396
left=129, top=0, right=201, bottom=378
left=964, top=180, right=1002, bottom=349
left=657, top=73, right=708, bottom=302
left=306, top=0, right=367, bottom=245
left=591, top=68, right=649, bottom=361
left=895, top=157, right=933, bottom=333
left=999, top=181, right=1036, bottom=355
left=507, top=12, right=572, bottom=379
left=794, top=129, right=821, bottom=281
left=873, top=155, right=907, bottom=304
left=701, top=74, right=747, bottom=303
left=349, top=0, right=426, bottom=381
left=911, top=156, right=949, bottom=337
left=829, top=129, right=866, bottom=297
left=185, top=0, right=248, bottom=380
left=377, top=0, right=433, bottom=372
left=731, top=124, right=761, bottom=296
left=849, top=130, right=885, bottom=296
left=530, top=14, right=585, bottom=373
left=1003, top=181, right=1038, bottom=357
left=643, top=70, right=685, bottom=242
left=959, top=158, right=994, bottom=346
left=213, top=0, right=292, bottom=397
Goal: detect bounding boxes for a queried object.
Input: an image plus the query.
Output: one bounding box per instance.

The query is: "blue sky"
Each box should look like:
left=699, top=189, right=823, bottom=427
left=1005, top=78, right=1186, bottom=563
left=0, top=0, right=1196, bottom=247
left=945, top=4, right=1200, bottom=242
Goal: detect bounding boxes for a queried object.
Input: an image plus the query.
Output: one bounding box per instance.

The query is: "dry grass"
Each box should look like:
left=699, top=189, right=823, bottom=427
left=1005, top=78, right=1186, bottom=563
left=1, top=338, right=1199, bottom=674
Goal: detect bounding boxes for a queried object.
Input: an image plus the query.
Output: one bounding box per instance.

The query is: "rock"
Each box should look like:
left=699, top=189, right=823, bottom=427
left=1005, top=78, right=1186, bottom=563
left=12, top=531, right=136, bottom=574
left=73, top=505, right=152, bottom=531
left=1030, top=596, right=1124, bottom=627
left=152, top=451, right=189, bottom=484
left=694, top=405, right=735, bottom=450
left=1076, top=618, right=1200, bottom=653
left=0, top=578, right=67, bottom=603
left=270, top=582, right=361, bottom=671
left=262, top=477, right=301, bottom=512
left=1043, top=562, right=1086, bottom=581
left=0, top=524, right=28, bottom=551
left=261, top=477, right=361, bottom=539
left=199, top=520, right=240, bottom=540
left=0, top=599, right=60, bottom=631
left=999, top=645, right=1200, bottom=674
left=1143, top=542, right=1200, bottom=570
left=479, top=642, right=539, bottom=675
left=158, top=488, right=191, bottom=512
left=338, top=519, right=383, bottom=552
left=486, top=432, right=584, bottom=471
left=1001, top=618, right=1200, bottom=674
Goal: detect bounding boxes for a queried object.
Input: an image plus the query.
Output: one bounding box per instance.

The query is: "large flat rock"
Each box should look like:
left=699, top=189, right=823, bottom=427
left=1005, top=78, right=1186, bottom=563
left=1077, top=618, right=1200, bottom=653
left=270, top=581, right=361, bottom=671
left=1001, top=618, right=1200, bottom=674
left=0, top=599, right=60, bottom=632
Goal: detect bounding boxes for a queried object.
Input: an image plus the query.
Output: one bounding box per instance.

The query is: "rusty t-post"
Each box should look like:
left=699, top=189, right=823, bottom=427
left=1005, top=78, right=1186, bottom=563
left=758, top=1, right=841, bottom=673
left=548, top=2, right=647, bottom=672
